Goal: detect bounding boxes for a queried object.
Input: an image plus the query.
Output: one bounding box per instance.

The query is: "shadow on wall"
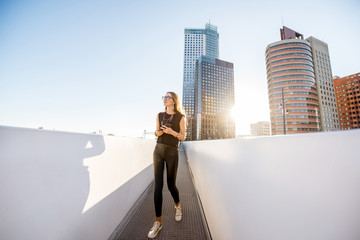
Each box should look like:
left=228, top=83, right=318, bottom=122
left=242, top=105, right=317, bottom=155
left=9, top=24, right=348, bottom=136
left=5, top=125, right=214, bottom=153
left=79, top=164, right=153, bottom=240
left=0, top=127, right=106, bottom=239
left=0, top=126, right=155, bottom=240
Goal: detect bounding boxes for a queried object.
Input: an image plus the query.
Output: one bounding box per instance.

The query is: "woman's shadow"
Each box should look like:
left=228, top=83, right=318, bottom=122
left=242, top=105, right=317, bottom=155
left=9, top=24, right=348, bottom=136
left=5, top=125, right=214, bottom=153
left=0, top=128, right=105, bottom=239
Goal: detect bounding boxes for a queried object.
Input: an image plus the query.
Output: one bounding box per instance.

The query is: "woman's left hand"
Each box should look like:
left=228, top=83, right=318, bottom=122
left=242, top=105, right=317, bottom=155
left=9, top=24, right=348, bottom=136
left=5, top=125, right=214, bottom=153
left=161, top=125, right=174, bottom=135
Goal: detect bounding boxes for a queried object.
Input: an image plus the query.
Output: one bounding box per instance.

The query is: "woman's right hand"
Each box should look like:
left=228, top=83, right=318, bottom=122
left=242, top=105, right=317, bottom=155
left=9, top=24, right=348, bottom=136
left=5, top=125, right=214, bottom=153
left=156, top=130, right=164, bottom=137
left=155, top=114, right=164, bottom=137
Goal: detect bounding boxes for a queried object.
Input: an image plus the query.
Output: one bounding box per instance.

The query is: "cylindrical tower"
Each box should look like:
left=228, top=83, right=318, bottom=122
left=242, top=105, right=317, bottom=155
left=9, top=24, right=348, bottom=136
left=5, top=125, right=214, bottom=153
left=266, top=39, right=321, bottom=135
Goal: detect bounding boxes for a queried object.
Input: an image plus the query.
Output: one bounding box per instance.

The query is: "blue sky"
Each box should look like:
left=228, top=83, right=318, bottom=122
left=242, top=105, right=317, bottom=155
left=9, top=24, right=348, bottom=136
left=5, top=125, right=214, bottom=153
left=1, top=0, right=359, bottom=137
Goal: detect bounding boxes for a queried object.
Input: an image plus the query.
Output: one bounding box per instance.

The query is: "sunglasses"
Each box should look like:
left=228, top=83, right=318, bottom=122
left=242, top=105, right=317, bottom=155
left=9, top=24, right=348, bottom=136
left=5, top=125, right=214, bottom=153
left=162, top=96, right=173, bottom=100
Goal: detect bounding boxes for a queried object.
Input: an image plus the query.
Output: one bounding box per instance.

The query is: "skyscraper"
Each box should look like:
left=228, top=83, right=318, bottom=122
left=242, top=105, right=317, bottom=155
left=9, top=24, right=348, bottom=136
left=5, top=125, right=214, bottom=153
left=194, top=56, right=235, bottom=140
left=306, top=37, right=340, bottom=131
left=334, top=73, right=360, bottom=130
left=183, top=23, right=219, bottom=140
left=250, top=121, right=270, bottom=136
left=266, top=26, right=321, bottom=134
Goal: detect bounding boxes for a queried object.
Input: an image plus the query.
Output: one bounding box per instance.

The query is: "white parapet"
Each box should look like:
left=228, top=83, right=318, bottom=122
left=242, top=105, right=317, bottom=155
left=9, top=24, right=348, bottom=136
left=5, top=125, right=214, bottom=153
left=0, top=126, right=155, bottom=240
left=184, top=130, right=360, bottom=240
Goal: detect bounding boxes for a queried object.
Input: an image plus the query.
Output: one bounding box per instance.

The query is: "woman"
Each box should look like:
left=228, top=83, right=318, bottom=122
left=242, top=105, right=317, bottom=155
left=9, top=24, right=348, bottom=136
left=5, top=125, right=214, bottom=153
left=148, top=92, right=186, bottom=239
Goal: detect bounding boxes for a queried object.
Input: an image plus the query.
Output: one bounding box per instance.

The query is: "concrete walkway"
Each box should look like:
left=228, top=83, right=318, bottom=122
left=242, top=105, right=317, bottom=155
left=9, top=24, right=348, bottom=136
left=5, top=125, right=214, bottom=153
left=115, top=146, right=210, bottom=240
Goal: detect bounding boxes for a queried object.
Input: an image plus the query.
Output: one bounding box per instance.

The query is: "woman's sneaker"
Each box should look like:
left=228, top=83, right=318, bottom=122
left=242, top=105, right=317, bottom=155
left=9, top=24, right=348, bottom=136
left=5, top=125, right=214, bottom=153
left=175, top=205, right=182, bottom=222
left=148, top=221, right=162, bottom=239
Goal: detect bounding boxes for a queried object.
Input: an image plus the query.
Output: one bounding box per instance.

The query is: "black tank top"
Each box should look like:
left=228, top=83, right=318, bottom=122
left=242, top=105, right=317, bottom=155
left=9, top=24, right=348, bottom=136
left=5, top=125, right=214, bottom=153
left=156, top=112, right=184, bottom=147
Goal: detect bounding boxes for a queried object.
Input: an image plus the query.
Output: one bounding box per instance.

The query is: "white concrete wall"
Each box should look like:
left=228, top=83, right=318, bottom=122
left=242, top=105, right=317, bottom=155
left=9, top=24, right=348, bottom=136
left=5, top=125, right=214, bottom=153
left=0, top=126, right=155, bottom=240
left=184, top=130, right=360, bottom=240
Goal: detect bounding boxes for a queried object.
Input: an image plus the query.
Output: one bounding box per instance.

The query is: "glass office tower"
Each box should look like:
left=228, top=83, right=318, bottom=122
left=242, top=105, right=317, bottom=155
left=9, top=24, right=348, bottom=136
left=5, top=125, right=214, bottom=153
left=194, top=56, right=235, bottom=140
left=266, top=26, right=340, bottom=135
left=183, top=23, right=219, bottom=140
left=266, top=27, right=321, bottom=134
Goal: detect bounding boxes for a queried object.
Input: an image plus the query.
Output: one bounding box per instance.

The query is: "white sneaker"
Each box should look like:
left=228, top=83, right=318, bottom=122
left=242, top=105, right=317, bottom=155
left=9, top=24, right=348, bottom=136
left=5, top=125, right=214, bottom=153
left=175, top=205, right=182, bottom=222
left=148, top=221, right=162, bottom=239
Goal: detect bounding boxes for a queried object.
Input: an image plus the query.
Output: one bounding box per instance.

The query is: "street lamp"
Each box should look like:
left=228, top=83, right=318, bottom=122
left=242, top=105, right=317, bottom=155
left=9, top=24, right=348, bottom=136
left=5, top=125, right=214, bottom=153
left=279, top=88, right=288, bottom=135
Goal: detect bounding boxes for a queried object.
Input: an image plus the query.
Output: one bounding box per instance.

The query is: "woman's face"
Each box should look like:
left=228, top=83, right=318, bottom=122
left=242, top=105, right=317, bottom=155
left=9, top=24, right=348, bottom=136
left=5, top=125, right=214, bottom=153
left=163, top=92, right=174, bottom=107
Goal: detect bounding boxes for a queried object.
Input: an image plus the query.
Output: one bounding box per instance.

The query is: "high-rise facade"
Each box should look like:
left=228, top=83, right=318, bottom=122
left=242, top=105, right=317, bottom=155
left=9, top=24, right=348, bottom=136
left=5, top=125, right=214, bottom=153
left=194, top=56, right=235, bottom=140
left=250, top=121, right=270, bottom=136
left=266, top=27, right=321, bottom=135
left=334, top=73, right=360, bottom=130
left=306, top=37, right=340, bottom=131
left=183, top=24, right=219, bottom=140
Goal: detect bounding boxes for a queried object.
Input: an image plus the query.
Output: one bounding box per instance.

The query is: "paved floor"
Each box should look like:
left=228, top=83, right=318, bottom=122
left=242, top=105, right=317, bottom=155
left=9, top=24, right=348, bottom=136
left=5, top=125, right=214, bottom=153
left=116, top=146, right=210, bottom=240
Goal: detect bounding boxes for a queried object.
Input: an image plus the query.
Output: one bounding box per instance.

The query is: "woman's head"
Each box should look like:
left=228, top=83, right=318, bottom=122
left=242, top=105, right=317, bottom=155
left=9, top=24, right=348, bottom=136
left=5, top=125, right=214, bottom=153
left=163, top=91, right=182, bottom=114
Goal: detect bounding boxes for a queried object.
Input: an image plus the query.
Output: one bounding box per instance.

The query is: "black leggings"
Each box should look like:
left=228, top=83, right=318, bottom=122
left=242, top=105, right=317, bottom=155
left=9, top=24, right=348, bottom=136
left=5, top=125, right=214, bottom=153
left=153, top=143, right=180, bottom=217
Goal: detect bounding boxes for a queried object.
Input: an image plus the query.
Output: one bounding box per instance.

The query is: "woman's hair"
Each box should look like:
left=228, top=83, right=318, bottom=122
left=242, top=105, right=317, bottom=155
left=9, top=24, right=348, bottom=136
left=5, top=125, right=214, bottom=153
left=165, top=91, right=183, bottom=114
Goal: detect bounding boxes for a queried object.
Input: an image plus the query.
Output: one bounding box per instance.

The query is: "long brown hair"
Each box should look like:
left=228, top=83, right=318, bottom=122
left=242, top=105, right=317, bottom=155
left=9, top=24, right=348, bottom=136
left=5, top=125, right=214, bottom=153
left=165, top=91, right=183, bottom=114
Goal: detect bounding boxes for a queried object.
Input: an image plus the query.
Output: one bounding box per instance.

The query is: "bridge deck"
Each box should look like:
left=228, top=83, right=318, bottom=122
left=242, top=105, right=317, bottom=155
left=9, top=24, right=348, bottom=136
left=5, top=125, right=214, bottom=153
left=115, top=146, right=210, bottom=240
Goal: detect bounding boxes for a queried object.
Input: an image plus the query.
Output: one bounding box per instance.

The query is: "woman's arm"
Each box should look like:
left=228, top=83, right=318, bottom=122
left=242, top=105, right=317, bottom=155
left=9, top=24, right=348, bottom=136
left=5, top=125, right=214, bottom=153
left=165, top=116, right=185, bottom=141
left=177, top=116, right=186, bottom=141
left=155, top=114, right=164, bottom=137
left=160, top=116, right=186, bottom=141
